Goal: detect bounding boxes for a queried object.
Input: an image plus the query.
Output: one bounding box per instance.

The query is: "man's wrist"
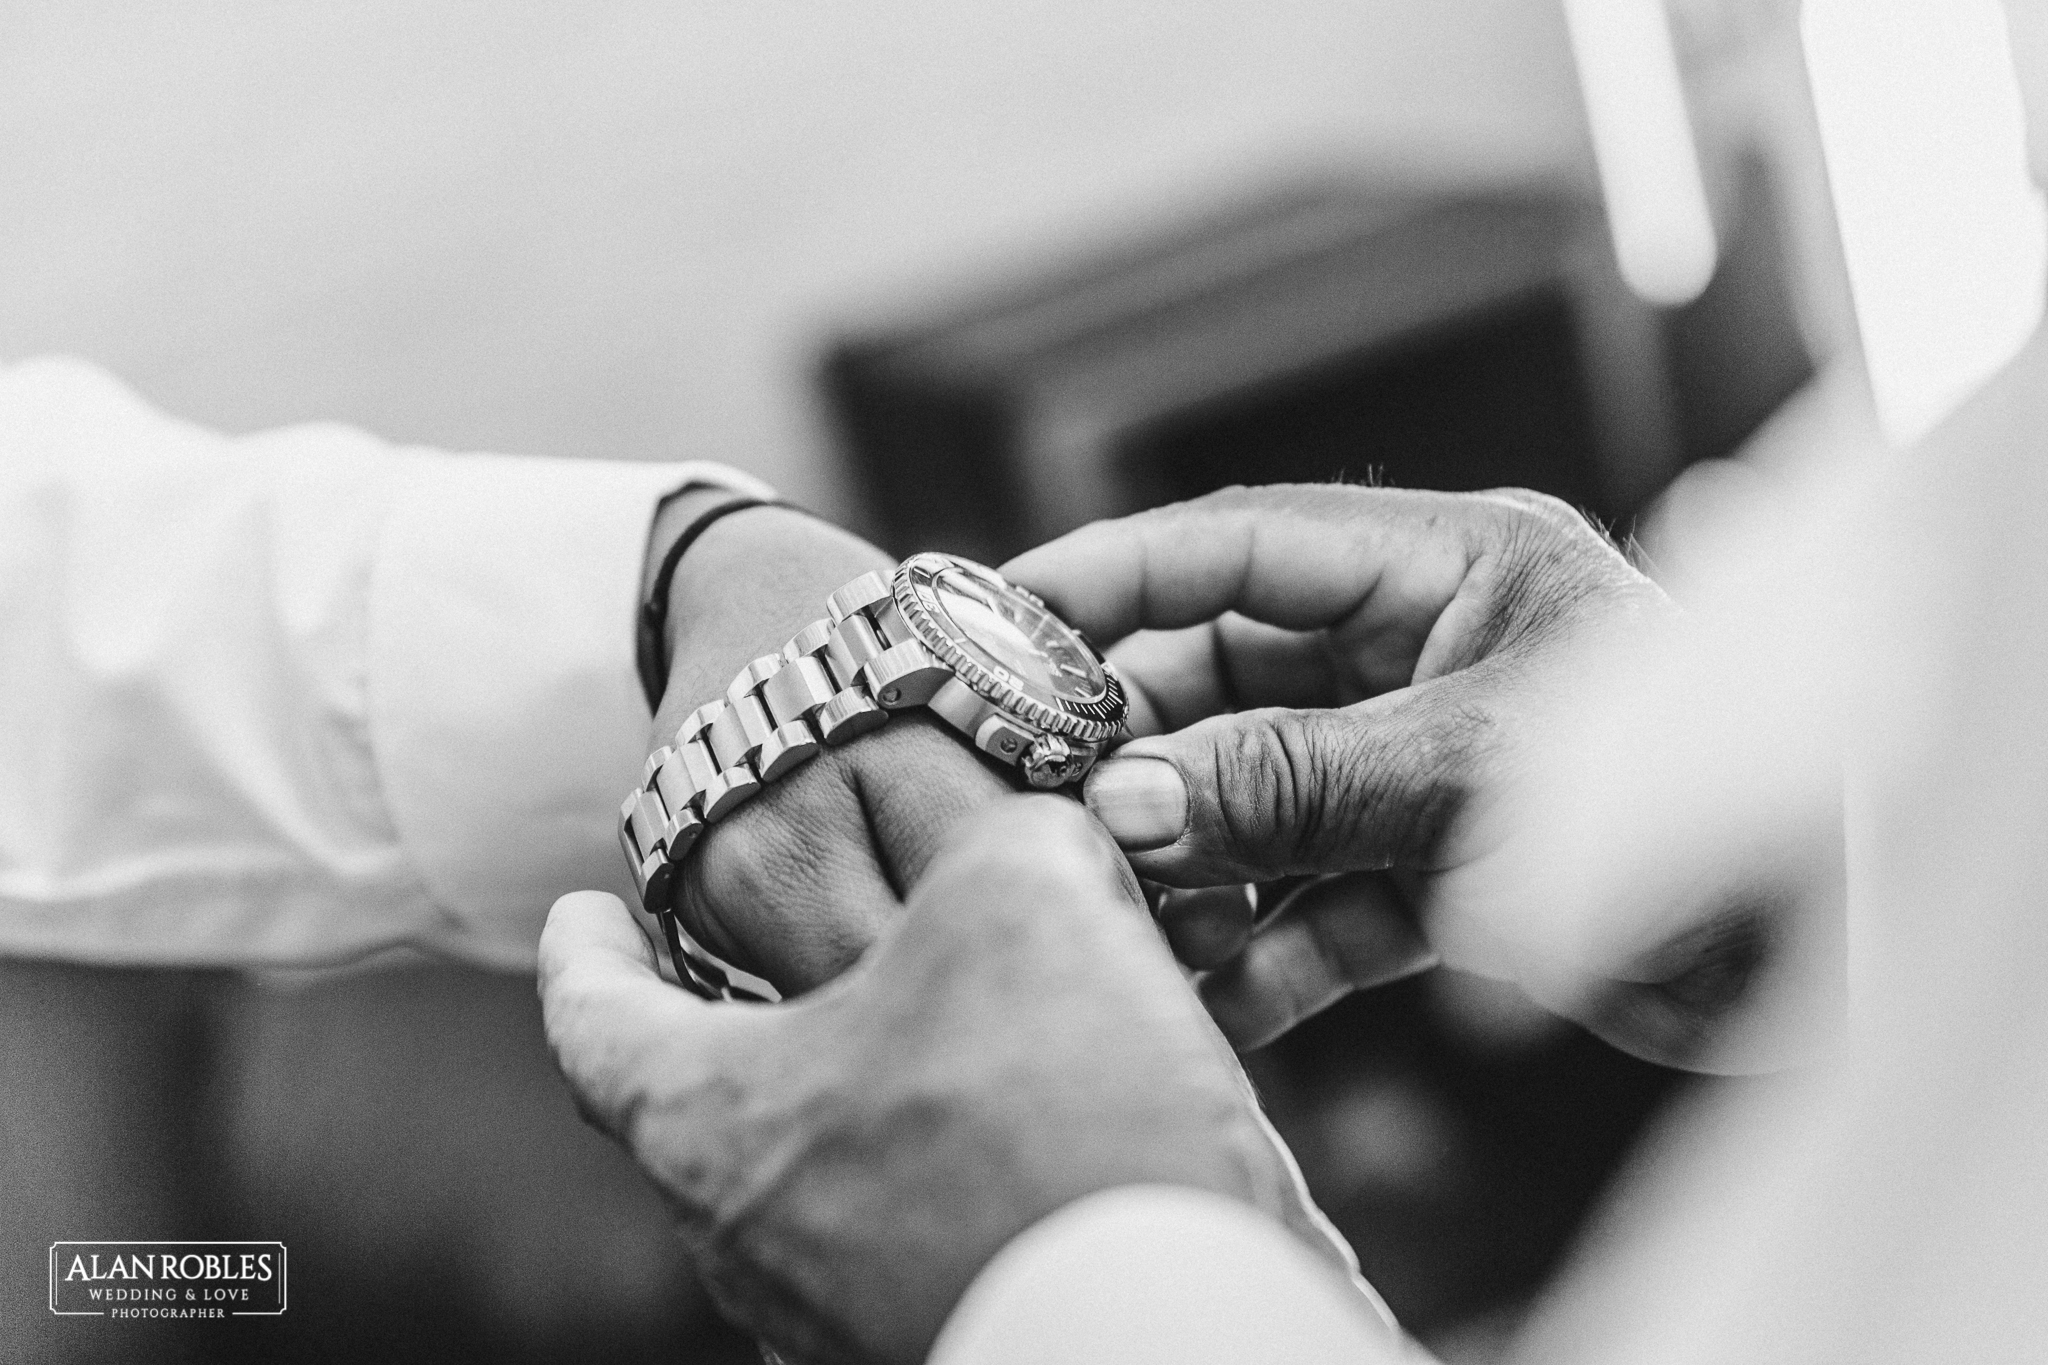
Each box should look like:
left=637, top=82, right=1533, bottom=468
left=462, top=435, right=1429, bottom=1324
left=642, top=486, right=750, bottom=601
left=655, top=506, right=895, bottom=734
left=639, top=489, right=797, bottom=708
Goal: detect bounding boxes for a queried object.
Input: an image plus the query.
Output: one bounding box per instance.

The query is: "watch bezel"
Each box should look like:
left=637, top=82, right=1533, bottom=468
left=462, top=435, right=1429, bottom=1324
left=891, top=553, right=1127, bottom=744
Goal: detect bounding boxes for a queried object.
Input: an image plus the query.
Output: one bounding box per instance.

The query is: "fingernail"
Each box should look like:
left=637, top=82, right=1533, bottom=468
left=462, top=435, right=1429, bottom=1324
left=1085, top=758, right=1187, bottom=851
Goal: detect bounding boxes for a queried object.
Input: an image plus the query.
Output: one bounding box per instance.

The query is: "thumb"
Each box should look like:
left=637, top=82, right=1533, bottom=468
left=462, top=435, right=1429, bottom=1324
left=1084, top=682, right=1495, bottom=885
left=538, top=890, right=762, bottom=1147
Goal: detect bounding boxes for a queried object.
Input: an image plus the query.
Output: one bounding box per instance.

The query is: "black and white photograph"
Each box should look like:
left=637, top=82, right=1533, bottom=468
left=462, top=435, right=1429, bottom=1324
left=4, top=1, right=2046, bottom=1361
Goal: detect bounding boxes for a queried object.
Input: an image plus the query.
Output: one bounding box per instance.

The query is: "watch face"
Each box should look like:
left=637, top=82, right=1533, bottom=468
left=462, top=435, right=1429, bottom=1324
left=893, top=553, right=1126, bottom=742
left=929, top=564, right=1107, bottom=706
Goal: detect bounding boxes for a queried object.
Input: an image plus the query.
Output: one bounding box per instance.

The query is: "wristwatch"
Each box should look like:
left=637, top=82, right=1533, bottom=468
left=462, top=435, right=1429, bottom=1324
left=618, top=551, right=1128, bottom=1002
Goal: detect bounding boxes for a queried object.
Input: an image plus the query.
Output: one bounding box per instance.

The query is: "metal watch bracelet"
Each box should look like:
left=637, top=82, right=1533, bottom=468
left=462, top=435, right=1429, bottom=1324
left=618, top=567, right=949, bottom=1004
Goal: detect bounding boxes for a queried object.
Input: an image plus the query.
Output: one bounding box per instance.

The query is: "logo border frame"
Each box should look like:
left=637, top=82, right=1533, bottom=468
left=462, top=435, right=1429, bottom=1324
left=48, top=1241, right=288, bottom=1317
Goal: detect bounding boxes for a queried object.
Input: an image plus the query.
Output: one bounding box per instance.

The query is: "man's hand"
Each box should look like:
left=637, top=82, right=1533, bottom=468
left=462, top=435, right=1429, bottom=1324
left=645, top=500, right=1010, bottom=993
left=540, top=796, right=1384, bottom=1365
left=1005, top=485, right=1769, bottom=1067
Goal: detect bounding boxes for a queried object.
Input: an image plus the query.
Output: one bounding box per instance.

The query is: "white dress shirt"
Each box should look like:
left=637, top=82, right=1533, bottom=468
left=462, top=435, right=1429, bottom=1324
left=932, top=1187, right=1411, bottom=1364
left=0, top=355, right=768, bottom=968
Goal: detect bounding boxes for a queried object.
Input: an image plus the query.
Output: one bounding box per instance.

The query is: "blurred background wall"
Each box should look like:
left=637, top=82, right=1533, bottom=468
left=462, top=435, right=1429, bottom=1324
left=0, top=0, right=1592, bottom=519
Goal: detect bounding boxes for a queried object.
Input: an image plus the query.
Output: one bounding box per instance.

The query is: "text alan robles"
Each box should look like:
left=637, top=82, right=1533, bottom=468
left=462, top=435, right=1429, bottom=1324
left=49, top=1241, right=287, bottom=1318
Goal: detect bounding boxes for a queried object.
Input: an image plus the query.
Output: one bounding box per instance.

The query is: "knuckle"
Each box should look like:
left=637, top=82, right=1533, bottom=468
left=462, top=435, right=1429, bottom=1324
left=1184, top=483, right=1257, bottom=515
left=576, top=1073, right=646, bottom=1148
left=682, top=809, right=806, bottom=964
left=1469, top=492, right=1642, bottom=654
left=1211, top=710, right=1357, bottom=870
left=1259, top=712, right=1328, bottom=863
left=1206, top=716, right=1287, bottom=858
left=1215, top=697, right=1492, bottom=871
left=1275, top=711, right=1372, bottom=869
left=1486, top=486, right=1583, bottom=532
left=1167, top=482, right=1362, bottom=528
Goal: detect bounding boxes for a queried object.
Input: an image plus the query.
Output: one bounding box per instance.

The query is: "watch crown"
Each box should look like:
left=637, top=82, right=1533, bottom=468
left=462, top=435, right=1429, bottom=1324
left=1020, top=733, right=1087, bottom=790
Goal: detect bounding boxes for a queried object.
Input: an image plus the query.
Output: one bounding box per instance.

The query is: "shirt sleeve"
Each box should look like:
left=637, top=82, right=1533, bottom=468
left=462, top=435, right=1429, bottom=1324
left=929, top=1186, right=1418, bottom=1365
left=0, top=355, right=769, bottom=968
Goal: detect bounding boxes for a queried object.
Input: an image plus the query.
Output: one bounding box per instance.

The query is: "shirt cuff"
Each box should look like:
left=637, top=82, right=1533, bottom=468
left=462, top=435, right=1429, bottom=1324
left=368, top=452, right=771, bottom=967
left=929, top=1186, right=1413, bottom=1365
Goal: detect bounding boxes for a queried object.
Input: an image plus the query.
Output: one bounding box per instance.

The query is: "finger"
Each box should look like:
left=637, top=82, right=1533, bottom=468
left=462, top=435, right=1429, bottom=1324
left=537, top=891, right=743, bottom=1143
left=1085, top=671, right=1504, bottom=884
left=538, top=890, right=661, bottom=1003
left=1006, top=485, right=1525, bottom=692
left=1109, top=616, right=1361, bottom=738
left=912, top=792, right=1148, bottom=923
left=886, top=794, right=1165, bottom=999
left=1197, top=875, right=1437, bottom=1050
left=1154, top=884, right=1257, bottom=970
left=1505, top=892, right=1803, bottom=1074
